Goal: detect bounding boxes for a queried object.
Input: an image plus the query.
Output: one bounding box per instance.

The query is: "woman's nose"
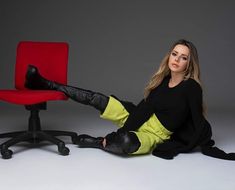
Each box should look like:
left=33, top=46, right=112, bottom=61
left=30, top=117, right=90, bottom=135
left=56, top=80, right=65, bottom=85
left=175, top=56, right=180, bottom=62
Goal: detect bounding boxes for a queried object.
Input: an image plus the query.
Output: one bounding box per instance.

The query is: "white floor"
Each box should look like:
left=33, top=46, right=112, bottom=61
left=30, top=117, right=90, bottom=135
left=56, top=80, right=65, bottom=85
left=0, top=103, right=235, bottom=190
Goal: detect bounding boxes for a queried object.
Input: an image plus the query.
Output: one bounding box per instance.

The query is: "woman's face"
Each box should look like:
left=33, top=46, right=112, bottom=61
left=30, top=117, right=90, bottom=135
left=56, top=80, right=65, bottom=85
left=168, top=44, right=190, bottom=74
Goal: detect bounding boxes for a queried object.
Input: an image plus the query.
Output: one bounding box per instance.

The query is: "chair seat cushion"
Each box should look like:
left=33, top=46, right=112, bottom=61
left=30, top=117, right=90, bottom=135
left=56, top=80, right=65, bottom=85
left=0, top=90, right=68, bottom=105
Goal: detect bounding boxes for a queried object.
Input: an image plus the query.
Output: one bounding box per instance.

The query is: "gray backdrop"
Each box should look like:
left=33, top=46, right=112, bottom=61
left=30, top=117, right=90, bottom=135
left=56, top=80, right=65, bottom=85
left=0, top=0, right=235, bottom=111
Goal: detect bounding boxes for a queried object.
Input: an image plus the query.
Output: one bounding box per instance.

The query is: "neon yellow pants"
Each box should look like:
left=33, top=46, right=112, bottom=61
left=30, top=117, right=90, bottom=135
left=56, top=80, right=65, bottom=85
left=100, top=96, right=172, bottom=155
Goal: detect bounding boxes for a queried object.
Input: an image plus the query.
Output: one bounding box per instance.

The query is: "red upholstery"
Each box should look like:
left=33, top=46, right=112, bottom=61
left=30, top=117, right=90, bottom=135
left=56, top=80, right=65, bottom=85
left=0, top=90, right=66, bottom=105
left=0, top=41, right=69, bottom=105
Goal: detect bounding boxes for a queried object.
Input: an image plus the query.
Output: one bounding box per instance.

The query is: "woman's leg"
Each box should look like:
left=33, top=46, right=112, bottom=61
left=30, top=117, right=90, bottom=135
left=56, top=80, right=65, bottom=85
left=77, top=112, right=172, bottom=156
left=25, top=65, right=109, bottom=113
left=76, top=96, right=141, bottom=155
left=77, top=131, right=141, bottom=155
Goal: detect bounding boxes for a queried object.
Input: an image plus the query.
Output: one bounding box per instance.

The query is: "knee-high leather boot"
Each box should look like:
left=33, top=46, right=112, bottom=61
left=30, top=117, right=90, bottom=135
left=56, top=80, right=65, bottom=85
left=25, top=65, right=109, bottom=113
left=77, top=131, right=141, bottom=155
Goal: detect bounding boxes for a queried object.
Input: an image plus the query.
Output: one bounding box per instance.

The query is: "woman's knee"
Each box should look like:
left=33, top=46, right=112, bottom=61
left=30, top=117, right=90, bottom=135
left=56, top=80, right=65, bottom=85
left=105, top=131, right=141, bottom=154
left=120, top=131, right=141, bottom=153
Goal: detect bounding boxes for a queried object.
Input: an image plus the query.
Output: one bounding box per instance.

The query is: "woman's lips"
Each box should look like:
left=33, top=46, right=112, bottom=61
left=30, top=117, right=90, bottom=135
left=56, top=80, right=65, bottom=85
left=172, top=63, right=179, bottom=68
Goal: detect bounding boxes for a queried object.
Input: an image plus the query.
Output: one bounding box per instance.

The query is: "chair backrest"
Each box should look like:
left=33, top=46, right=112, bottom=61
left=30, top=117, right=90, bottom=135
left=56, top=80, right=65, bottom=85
left=15, top=41, right=69, bottom=90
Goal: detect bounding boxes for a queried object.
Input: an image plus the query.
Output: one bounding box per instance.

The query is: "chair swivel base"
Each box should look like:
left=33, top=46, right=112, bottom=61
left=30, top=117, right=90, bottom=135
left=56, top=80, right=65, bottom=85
left=0, top=130, right=78, bottom=159
left=0, top=103, right=78, bottom=159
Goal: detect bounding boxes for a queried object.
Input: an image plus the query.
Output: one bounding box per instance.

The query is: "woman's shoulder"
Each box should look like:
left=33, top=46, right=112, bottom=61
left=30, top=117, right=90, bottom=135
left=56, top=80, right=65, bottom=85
left=184, top=78, right=202, bottom=93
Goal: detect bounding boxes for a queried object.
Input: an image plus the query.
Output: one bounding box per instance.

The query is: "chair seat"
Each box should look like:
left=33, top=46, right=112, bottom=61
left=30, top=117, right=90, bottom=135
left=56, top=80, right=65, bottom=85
left=0, top=89, right=67, bottom=105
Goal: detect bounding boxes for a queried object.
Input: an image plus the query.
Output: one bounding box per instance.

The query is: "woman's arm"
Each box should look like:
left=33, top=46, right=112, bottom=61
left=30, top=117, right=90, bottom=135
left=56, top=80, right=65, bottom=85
left=181, top=79, right=206, bottom=151
left=118, top=98, right=155, bottom=132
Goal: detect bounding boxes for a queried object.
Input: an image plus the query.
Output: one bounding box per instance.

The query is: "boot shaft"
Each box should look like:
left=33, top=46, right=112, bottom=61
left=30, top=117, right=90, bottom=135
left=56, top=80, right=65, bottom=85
left=25, top=65, right=109, bottom=113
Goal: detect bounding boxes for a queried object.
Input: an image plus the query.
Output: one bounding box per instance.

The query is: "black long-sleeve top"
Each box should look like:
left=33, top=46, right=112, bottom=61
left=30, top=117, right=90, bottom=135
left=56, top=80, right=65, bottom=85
left=122, top=75, right=203, bottom=133
left=122, top=75, right=235, bottom=160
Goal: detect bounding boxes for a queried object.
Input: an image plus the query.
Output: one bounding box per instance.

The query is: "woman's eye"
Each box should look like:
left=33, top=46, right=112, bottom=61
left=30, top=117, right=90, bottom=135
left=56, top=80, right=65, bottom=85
left=182, top=57, right=188, bottom=61
left=171, top=52, right=177, bottom=56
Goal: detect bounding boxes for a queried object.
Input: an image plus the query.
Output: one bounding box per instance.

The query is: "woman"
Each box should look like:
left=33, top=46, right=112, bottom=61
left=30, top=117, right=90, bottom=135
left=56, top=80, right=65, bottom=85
left=25, top=39, right=235, bottom=160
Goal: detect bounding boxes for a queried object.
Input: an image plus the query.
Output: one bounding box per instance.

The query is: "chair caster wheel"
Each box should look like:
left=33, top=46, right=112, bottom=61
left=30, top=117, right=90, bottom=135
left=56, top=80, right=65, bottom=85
left=58, top=142, right=70, bottom=156
left=59, top=146, right=70, bottom=156
left=1, top=149, right=13, bottom=159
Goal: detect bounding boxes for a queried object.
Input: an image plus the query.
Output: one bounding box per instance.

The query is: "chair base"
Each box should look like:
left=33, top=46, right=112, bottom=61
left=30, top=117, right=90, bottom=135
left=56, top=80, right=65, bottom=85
left=0, top=103, right=78, bottom=159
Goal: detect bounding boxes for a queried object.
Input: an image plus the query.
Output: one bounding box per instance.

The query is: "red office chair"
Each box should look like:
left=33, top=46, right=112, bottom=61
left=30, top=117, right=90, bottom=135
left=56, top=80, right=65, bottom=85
left=0, top=41, right=78, bottom=159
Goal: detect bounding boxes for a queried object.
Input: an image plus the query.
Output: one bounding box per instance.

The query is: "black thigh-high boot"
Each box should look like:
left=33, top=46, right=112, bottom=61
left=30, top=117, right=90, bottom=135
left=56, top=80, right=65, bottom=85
left=77, top=131, right=141, bottom=155
left=25, top=65, right=109, bottom=113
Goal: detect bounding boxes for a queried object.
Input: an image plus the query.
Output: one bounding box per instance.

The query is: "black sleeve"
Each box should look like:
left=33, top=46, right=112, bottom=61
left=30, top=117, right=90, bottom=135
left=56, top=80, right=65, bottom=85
left=119, top=97, right=155, bottom=132
left=181, top=80, right=205, bottom=151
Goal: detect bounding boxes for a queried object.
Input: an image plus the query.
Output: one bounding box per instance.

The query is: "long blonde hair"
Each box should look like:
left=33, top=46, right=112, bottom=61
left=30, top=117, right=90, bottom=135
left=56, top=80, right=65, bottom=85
left=144, top=39, right=207, bottom=115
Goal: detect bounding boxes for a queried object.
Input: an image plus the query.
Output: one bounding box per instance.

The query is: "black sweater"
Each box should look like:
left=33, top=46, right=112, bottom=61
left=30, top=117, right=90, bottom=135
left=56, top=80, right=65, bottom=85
left=122, top=75, right=203, bottom=132
left=121, top=75, right=235, bottom=160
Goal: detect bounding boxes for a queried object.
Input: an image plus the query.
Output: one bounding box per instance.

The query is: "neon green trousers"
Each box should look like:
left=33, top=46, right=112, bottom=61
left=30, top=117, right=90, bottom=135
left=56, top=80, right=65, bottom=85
left=100, top=96, right=172, bottom=155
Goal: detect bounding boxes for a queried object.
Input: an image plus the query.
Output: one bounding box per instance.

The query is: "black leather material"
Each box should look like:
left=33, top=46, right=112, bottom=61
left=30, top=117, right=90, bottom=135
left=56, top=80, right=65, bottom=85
left=25, top=65, right=109, bottom=113
left=25, top=65, right=54, bottom=90
left=76, top=134, right=104, bottom=149
left=57, top=85, right=109, bottom=113
left=104, top=131, right=140, bottom=154
left=76, top=131, right=140, bottom=155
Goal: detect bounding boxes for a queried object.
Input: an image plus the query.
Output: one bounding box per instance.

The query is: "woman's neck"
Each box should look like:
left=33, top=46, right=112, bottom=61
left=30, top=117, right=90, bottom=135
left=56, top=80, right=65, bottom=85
left=169, top=72, right=184, bottom=86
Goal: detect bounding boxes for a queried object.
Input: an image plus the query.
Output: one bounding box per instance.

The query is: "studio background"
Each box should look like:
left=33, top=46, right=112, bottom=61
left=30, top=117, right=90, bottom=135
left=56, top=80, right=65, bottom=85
left=1, top=1, right=235, bottom=190
left=0, top=0, right=235, bottom=112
